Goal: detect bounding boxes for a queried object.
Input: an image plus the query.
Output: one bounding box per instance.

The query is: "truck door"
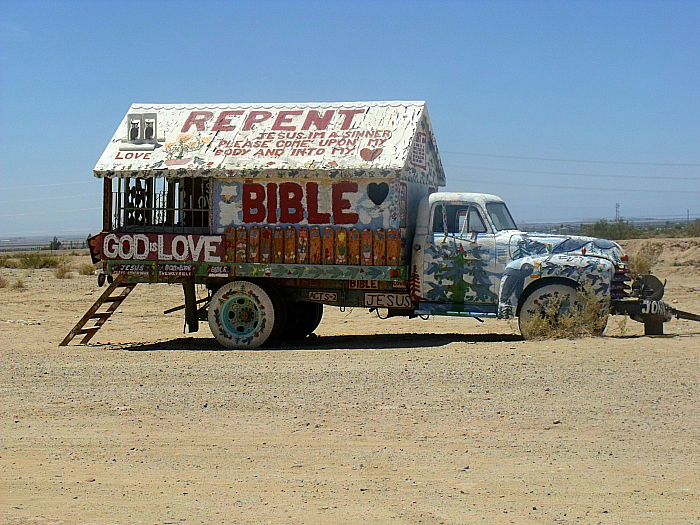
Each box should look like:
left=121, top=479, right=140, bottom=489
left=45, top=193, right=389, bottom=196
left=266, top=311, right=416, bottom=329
left=421, top=202, right=498, bottom=305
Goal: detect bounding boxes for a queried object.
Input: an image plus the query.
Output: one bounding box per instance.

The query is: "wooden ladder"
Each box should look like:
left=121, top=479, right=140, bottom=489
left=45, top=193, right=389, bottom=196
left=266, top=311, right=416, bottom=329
left=60, top=275, right=137, bottom=346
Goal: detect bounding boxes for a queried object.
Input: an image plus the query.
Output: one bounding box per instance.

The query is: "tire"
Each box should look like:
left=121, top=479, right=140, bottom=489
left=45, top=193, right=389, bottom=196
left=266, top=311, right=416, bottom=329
left=518, top=281, right=607, bottom=339
left=208, top=281, right=283, bottom=349
left=283, top=301, right=324, bottom=339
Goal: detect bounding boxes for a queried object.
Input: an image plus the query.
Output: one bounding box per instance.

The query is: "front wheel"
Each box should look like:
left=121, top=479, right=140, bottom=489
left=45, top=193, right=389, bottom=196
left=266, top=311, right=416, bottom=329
left=208, top=281, right=283, bottom=349
left=518, top=282, right=607, bottom=339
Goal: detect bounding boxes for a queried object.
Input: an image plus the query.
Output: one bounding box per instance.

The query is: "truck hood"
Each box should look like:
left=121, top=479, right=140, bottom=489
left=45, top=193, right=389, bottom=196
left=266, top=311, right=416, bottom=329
left=507, top=232, right=624, bottom=265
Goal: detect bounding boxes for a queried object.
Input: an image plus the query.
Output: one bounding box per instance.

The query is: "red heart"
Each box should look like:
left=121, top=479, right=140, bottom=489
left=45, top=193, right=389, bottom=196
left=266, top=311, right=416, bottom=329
left=360, top=148, right=383, bottom=161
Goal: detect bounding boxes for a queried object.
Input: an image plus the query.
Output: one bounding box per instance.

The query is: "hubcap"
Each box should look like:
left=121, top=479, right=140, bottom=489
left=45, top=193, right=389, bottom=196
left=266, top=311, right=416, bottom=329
left=221, top=295, right=261, bottom=336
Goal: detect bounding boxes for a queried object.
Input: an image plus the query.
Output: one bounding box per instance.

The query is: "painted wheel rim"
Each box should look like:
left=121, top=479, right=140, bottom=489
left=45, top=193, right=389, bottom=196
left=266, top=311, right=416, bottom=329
left=221, top=293, right=261, bottom=337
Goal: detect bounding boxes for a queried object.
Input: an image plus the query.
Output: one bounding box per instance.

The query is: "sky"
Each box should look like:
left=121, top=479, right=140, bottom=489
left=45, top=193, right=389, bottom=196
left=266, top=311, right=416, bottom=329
left=1, top=0, right=698, bottom=238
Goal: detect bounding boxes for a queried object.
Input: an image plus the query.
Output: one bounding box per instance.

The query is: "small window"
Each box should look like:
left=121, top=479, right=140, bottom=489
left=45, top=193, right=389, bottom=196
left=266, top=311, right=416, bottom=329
left=432, top=203, right=488, bottom=236
left=486, top=202, right=517, bottom=231
left=432, top=204, right=444, bottom=233
left=458, top=207, right=487, bottom=236
left=126, top=113, right=158, bottom=142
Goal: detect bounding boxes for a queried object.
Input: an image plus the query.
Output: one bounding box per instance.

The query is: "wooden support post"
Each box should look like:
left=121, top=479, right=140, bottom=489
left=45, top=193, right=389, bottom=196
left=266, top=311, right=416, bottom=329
left=103, top=177, right=112, bottom=231
left=183, top=279, right=199, bottom=333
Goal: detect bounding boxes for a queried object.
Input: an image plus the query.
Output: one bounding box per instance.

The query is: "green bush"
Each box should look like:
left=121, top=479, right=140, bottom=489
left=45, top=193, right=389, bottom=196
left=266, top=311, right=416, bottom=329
left=582, top=219, right=640, bottom=240
left=582, top=218, right=700, bottom=240
left=686, top=219, right=700, bottom=237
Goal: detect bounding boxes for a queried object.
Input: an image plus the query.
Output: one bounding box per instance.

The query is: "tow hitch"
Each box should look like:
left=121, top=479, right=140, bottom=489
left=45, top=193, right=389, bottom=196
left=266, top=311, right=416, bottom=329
left=612, top=274, right=700, bottom=335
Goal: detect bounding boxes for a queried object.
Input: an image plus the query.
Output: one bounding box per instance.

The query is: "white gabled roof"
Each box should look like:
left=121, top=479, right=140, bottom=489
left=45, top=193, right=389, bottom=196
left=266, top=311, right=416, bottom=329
left=94, top=101, right=445, bottom=186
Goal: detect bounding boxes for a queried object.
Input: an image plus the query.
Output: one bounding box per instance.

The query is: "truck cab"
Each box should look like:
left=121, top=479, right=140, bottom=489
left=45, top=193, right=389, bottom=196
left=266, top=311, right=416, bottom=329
left=410, top=193, right=628, bottom=330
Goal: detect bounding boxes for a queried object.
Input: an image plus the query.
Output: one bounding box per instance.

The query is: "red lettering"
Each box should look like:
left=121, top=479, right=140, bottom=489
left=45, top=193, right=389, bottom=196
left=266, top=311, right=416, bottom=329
left=301, top=109, right=335, bottom=131
left=272, top=110, right=303, bottom=131
left=243, top=111, right=273, bottom=131
left=115, top=152, right=152, bottom=160
left=279, top=182, right=304, bottom=223
left=266, top=183, right=278, bottom=223
left=242, top=183, right=266, bottom=222
left=332, top=181, right=359, bottom=224
left=338, top=109, right=366, bottom=130
left=307, top=182, right=331, bottom=224
left=181, top=111, right=214, bottom=132
left=212, top=110, right=244, bottom=132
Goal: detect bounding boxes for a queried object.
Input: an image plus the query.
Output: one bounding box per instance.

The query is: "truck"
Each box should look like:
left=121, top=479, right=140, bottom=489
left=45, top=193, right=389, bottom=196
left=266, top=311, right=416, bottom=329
left=63, top=101, right=700, bottom=348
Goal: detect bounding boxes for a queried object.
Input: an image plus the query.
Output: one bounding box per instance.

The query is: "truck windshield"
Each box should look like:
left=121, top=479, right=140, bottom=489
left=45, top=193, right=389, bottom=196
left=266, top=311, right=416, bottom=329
left=486, top=202, right=517, bottom=231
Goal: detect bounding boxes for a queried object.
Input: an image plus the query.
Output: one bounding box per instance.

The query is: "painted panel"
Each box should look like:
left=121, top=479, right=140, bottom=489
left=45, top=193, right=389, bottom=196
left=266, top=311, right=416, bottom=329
left=422, top=237, right=498, bottom=305
left=101, top=233, right=224, bottom=263
left=284, top=226, right=296, bottom=264
left=348, top=228, right=360, bottom=265
left=158, top=264, right=196, bottom=278
left=373, top=229, right=386, bottom=266
left=224, top=226, right=236, bottom=261
left=335, top=228, right=347, bottom=265
left=95, top=102, right=445, bottom=188
left=248, top=225, right=260, bottom=263
left=297, top=227, right=309, bottom=264
left=235, top=226, right=247, bottom=263
left=361, top=229, right=373, bottom=265
left=322, top=227, right=335, bottom=265
left=213, top=178, right=398, bottom=233
left=272, top=227, right=284, bottom=263
left=260, top=226, right=272, bottom=263
left=386, top=228, right=401, bottom=265
left=231, top=263, right=407, bottom=281
left=309, top=227, right=321, bottom=264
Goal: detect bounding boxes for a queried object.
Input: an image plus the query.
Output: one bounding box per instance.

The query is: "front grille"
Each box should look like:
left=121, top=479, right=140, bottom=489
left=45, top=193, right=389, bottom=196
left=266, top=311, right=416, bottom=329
left=611, top=265, right=632, bottom=299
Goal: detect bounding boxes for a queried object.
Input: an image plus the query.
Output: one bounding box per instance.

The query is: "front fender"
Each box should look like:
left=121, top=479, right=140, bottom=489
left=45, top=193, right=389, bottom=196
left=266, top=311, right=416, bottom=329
left=497, top=254, right=614, bottom=318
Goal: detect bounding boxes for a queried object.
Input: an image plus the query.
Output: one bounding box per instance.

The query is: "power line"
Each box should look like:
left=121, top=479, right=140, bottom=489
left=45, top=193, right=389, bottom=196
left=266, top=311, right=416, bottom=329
left=0, top=207, right=101, bottom=218
left=446, top=176, right=700, bottom=194
left=444, top=164, right=699, bottom=181
left=442, top=151, right=700, bottom=167
left=0, top=194, right=101, bottom=204
left=0, top=181, right=96, bottom=191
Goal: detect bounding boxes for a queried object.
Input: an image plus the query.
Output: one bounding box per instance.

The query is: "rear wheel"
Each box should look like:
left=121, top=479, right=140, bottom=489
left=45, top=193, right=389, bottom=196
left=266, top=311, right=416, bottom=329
left=208, top=281, right=285, bottom=349
left=283, top=301, right=324, bottom=339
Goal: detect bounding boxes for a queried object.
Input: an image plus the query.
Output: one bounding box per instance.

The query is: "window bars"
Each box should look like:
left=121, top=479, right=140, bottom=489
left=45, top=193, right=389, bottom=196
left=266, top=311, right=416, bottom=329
left=106, top=177, right=210, bottom=233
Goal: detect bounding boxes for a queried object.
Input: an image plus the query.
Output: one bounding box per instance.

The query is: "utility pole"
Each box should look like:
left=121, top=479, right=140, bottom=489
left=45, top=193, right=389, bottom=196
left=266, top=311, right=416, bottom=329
left=615, top=203, right=620, bottom=222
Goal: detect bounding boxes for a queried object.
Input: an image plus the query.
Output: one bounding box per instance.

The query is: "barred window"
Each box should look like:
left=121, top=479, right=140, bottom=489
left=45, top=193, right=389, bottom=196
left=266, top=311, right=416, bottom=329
left=106, top=177, right=210, bottom=233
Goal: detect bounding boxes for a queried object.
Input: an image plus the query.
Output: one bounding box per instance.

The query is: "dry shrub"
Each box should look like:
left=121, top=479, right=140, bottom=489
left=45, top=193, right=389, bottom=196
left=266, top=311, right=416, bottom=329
left=520, top=283, right=609, bottom=340
left=686, top=219, right=700, bottom=237
left=19, top=252, right=60, bottom=269
left=0, top=274, right=7, bottom=288
left=54, top=261, right=74, bottom=279
left=0, top=255, right=21, bottom=268
left=78, top=262, right=97, bottom=276
left=11, top=279, right=26, bottom=290
left=628, top=242, right=663, bottom=278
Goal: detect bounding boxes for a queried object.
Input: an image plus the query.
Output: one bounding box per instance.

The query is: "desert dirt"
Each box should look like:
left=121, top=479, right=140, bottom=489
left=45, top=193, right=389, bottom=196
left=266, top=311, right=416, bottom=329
left=2, top=238, right=699, bottom=525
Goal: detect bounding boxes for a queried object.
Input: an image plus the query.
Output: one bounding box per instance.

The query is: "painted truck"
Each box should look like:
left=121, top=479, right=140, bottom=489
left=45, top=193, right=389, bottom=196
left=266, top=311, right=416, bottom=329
left=72, top=101, right=698, bottom=349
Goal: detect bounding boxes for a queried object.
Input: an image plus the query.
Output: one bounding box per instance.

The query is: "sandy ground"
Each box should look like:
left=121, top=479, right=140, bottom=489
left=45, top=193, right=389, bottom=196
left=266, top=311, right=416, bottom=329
left=2, top=239, right=699, bottom=524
